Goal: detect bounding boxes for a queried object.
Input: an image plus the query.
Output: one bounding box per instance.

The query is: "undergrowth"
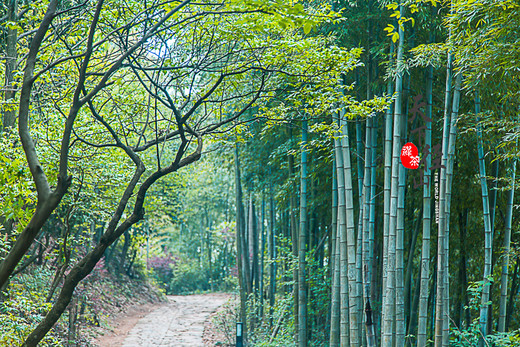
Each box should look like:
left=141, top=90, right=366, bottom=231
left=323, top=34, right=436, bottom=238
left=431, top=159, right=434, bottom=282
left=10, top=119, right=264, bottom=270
left=0, top=257, right=165, bottom=346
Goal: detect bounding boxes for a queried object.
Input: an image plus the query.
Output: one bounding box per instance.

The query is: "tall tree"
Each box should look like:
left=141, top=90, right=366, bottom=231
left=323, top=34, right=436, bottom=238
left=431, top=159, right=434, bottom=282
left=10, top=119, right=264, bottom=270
left=442, top=71, right=463, bottom=346
left=434, top=47, right=453, bottom=347
left=260, top=193, right=265, bottom=318
left=288, top=131, right=300, bottom=344
left=383, top=6, right=405, bottom=344
left=340, top=109, right=360, bottom=346
left=298, top=118, right=309, bottom=347
left=249, top=195, right=260, bottom=294
left=330, top=154, right=340, bottom=346
left=381, top=42, right=395, bottom=341
left=2, top=0, right=18, bottom=133
left=234, top=143, right=249, bottom=335
left=475, top=93, right=493, bottom=343
left=498, top=159, right=517, bottom=332
left=333, top=115, right=349, bottom=346
left=417, top=62, right=433, bottom=347
left=269, top=180, right=276, bottom=322
left=362, top=116, right=376, bottom=346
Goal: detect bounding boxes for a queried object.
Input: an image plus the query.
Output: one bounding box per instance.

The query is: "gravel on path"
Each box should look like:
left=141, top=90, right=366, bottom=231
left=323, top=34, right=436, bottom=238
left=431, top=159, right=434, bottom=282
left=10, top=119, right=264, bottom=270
left=96, top=293, right=230, bottom=347
left=121, top=293, right=229, bottom=347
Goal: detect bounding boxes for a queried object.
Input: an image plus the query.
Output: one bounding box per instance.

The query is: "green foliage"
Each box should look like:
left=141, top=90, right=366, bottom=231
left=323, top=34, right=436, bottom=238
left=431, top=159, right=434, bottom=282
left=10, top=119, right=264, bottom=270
left=0, top=135, right=36, bottom=236
left=410, top=42, right=448, bottom=68
left=246, top=292, right=296, bottom=347
left=169, top=258, right=211, bottom=294
left=243, top=237, right=330, bottom=347
left=209, top=297, right=240, bottom=346
left=148, top=252, right=177, bottom=293
left=306, top=255, right=331, bottom=346
left=447, top=0, right=520, bottom=91
left=0, top=0, right=378, bottom=344
left=136, top=149, right=239, bottom=294
left=450, top=280, right=520, bottom=346
left=0, top=269, right=64, bottom=346
left=384, top=2, right=418, bottom=43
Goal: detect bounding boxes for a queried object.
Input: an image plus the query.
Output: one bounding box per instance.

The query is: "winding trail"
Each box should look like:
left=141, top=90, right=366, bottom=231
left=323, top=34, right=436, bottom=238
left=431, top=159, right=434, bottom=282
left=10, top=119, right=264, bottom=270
left=97, top=293, right=230, bottom=347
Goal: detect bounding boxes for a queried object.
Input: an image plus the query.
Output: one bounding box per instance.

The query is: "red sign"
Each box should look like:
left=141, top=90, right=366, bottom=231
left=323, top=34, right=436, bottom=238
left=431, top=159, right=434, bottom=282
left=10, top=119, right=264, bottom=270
left=400, top=142, right=420, bottom=169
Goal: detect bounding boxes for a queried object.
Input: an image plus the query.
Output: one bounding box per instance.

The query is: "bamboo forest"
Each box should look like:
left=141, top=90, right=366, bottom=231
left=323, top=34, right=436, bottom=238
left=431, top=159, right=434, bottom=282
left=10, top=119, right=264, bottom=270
left=0, top=0, right=519, bottom=346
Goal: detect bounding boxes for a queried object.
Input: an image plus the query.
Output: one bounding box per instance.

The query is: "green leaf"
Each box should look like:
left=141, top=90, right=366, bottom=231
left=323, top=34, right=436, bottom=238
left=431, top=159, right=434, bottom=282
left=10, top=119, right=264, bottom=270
left=303, top=22, right=312, bottom=35
left=294, top=3, right=304, bottom=12
left=386, top=3, right=398, bottom=10
left=384, top=24, right=395, bottom=33
left=390, top=10, right=400, bottom=19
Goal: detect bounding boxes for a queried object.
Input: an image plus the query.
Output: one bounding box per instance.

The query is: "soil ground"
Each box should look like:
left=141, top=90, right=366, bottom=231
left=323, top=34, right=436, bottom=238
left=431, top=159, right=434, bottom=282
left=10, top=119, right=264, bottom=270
left=94, top=293, right=231, bottom=347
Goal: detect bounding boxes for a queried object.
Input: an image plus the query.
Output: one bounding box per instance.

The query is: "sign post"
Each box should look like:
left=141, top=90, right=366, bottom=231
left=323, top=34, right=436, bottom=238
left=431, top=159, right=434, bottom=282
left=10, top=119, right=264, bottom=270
left=236, top=322, right=243, bottom=347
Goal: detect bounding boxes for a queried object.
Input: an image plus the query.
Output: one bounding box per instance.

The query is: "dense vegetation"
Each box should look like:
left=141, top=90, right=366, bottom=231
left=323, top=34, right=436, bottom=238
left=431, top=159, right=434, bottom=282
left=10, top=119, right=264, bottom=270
left=1, top=0, right=520, bottom=346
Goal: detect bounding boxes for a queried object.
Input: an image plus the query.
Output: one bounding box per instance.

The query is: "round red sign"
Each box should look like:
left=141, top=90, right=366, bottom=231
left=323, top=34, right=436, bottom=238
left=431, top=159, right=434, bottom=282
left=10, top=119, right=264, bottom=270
left=400, top=142, right=420, bottom=169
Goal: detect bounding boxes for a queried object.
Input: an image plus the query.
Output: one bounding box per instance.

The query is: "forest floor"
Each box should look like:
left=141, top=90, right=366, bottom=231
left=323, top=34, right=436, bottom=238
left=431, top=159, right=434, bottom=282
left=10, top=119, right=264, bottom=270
left=93, top=293, right=232, bottom=347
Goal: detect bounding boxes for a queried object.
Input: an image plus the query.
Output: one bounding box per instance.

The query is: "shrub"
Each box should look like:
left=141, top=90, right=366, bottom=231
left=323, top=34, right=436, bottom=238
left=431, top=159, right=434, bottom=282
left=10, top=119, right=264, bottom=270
left=451, top=280, right=520, bottom=346
left=148, top=253, right=178, bottom=293
left=170, top=259, right=210, bottom=294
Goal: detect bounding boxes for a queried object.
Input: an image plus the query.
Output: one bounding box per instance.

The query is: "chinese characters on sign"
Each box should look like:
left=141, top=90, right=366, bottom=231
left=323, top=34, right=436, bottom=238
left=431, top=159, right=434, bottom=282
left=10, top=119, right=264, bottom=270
left=406, top=94, right=446, bottom=224
left=405, top=95, right=445, bottom=185
left=400, top=142, right=420, bottom=169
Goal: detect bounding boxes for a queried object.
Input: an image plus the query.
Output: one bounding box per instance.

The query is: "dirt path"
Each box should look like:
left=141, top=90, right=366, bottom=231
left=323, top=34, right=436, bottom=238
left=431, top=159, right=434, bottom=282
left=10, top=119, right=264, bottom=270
left=96, top=293, right=230, bottom=347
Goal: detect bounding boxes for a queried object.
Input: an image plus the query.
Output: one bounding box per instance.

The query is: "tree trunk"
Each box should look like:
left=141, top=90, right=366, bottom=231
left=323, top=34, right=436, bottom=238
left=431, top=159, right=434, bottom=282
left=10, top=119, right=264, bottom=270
left=489, top=159, right=499, bottom=236
left=355, top=114, right=365, bottom=345
left=456, top=209, right=470, bottom=328
left=417, top=62, right=433, bottom=347
left=330, top=153, right=340, bottom=346
left=356, top=119, right=364, bottom=202
left=383, top=8, right=404, bottom=344
left=381, top=42, right=394, bottom=341
left=269, top=183, right=276, bottom=324
left=396, top=83, right=409, bottom=346
left=505, top=257, right=519, bottom=331
left=405, top=206, right=422, bottom=339
left=67, top=297, right=78, bottom=346
left=409, top=264, right=422, bottom=346
left=250, top=195, right=260, bottom=295
left=362, top=116, right=376, bottom=346
left=298, top=118, right=309, bottom=347
left=476, top=93, right=493, bottom=344
left=2, top=0, right=18, bottom=133
left=341, top=109, right=360, bottom=346
left=234, top=143, right=248, bottom=337
left=288, top=133, right=299, bottom=345
left=440, top=71, right=462, bottom=346
left=498, top=159, right=516, bottom=332
left=260, top=193, right=265, bottom=319
left=434, top=48, right=453, bottom=347
left=369, top=113, right=378, bottom=335
left=334, top=117, right=349, bottom=347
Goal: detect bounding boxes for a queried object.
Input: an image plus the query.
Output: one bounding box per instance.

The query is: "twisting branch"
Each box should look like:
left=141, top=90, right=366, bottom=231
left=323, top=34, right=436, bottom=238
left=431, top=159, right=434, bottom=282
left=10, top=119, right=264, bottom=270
left=23, top=133, right=203, bottom=346
left=0, top=0, right=194, bottom=292
left=0, top=0, right=60, bottom=291
left=59, top=0, right=106, bottom=181
left=79, top=0, right=193, bottom=105
left=203, top=72, right=267, bottom=135
left=17, top=0, right=58, bottom=201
